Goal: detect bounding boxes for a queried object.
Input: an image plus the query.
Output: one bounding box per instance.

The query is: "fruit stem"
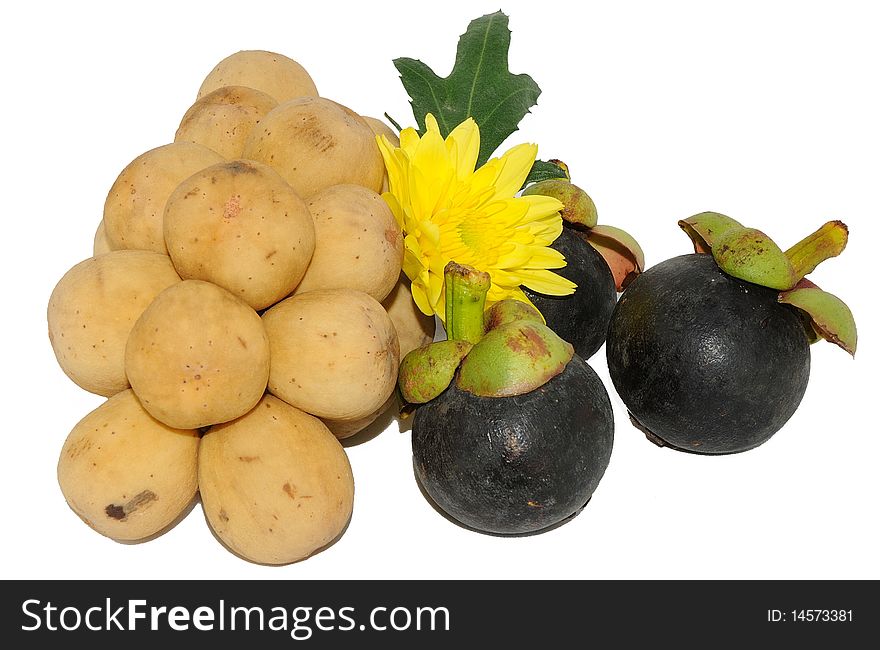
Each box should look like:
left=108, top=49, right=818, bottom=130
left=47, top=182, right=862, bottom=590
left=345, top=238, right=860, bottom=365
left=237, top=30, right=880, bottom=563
left=444, top=262, right=490, bottom=345
left=784, top=220, right=848, bottom=282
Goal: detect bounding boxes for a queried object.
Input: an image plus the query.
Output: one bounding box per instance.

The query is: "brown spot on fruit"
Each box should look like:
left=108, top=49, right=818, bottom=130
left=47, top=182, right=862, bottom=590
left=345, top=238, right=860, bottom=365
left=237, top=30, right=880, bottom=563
left=104, top=490, right=157, bottom=521
left=384, top=228, right=400, bottom=246
left=283, top=482, right=296, bottom=499
left=223, top=195, right=242, bottom=219
left=238, top=455, right=259, bottom=462
left=105, top=504, right=126, bottom=520
left=223, top=160, right=258, bottom=175
left=66, top=438, right=92, bottom=460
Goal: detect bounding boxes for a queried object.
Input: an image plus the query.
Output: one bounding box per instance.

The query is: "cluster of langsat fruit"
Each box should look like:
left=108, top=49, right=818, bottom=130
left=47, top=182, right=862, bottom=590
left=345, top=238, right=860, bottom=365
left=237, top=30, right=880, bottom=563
left=47, top=51, right=436, bottom=565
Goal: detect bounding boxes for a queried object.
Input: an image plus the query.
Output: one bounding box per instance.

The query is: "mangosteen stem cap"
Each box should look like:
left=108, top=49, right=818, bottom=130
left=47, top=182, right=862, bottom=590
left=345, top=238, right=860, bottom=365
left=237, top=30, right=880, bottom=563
left=679, top=213, right=857, bottom=355
left=779, top=279, right=858, bottom=356
left=444, top=262, right=490, bottom=345
left=398, top=340, right=474, bottom=403
left=457, top=321, right=575, bottom=397
left=679, top=214, right=848, bottom=290
left=522, top=179, right=598, bottom=228
left=484, top=299, right=544, bottom=331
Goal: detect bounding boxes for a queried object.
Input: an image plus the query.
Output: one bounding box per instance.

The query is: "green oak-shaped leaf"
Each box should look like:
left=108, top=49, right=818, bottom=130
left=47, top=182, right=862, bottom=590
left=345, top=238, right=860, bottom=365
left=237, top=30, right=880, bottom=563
left=394, top=11, right=541, bottom=166
left=522, top=159, right=570, bottom=188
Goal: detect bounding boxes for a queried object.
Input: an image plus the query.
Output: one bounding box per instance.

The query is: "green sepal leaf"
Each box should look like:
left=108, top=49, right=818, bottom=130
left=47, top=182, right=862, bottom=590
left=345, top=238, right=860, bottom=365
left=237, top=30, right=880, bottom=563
left=779, top=284, right=857, bottom=356
left=398, top=340, right=474, bottom=404
left=678, top=212, right=744, bottom=254
left=712, top=226, right=795, bottom=290
left=679, top=214, right=849, bottom=292
left=394, top=11, right=541, bottom=166
left=484, top=299, right=544, bottom=331
left=522, top=179, right=598, bottom=228
left=457, top=321, right=574, bottom=398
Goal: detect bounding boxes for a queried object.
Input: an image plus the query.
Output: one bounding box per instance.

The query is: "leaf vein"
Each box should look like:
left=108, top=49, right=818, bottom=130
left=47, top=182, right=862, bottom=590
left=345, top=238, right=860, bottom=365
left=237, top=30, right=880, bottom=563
left=466, top=13, right=496, bottom=118
left=398, top=61, right=449, bottom=133
left=476, top=86, right=538, bottom=130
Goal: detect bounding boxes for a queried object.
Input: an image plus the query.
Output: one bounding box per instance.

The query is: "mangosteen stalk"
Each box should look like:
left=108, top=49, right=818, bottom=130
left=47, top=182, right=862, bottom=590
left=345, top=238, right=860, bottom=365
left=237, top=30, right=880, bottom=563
left=784, top=220, right=848, bottom=281
left=444, top=262, right=491, bottom=345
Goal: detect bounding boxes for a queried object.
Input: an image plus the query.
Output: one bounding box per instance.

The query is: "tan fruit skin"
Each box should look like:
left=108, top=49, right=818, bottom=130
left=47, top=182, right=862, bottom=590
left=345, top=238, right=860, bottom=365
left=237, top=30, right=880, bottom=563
left=321, top=392, right=397, bottom=440
left=163, top=159, right=316, bottom=310
left=382, top=277, right=436, bottom=358
left=362, top=116, right=399, bottom=193
left=92, top=219, right=114, bottom=255
left=197, top=50, right=318, bottom=105
left=103, top=143, right=224, bottom=254
left=58, top=390, right=199, bottom=542
left=296, top=184, right=402, bottom=302
left=175, top=86, right=278, bottom=159
left=125, top=280, right=270, bottom=429
left=199, top=395, right=354, bottom=565
left=361, top=116, right=400, bottom=146
left=262, top=288, right=399, bottom=421
left=242, top=97, right=384, bottom=199
left=47, top=250, right=181, bottom=396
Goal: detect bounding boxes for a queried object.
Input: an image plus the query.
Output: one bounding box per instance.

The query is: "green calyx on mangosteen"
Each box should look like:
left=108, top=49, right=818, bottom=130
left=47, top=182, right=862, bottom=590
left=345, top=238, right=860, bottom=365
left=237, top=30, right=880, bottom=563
left=520, top=170, right=644, bottom=359
left=401, top=261, right=614, bottom=535
left=606, top=215, right=857, bottom=455
left=399, top=263, right=575, bottom=403
left=679, top=213, right=856, bottom=353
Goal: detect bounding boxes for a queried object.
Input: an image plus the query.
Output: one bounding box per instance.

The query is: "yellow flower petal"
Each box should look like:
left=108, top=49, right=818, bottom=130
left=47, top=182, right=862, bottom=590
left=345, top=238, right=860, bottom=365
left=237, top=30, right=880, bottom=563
left=496, top=244, right=567, bottom=270
left=517, top=269, right=578, bottom=295
left=410, top=279, right=434, bottom=316
left=490, top=143, right=539, bottom=199
left=377, top=115, right=574, bottom=319
left=380, top=191, right=406, bottom=229
left=399, top=126, right=421, bottom=155
left=424, top=113, right=441, bottom=135
left=446, top=117, right=480, bottom=177
left=520, top=193, right=565, bottom=220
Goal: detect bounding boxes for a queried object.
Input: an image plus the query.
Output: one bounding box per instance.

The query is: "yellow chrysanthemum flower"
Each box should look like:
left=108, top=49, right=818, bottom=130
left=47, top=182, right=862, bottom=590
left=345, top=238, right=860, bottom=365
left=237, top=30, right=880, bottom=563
left=376, top=114, right=576, bottom=321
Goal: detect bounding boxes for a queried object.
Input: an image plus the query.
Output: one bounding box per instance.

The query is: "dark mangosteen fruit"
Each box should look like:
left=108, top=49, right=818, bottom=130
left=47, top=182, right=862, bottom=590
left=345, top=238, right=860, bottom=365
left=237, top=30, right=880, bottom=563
left=413, top=353, right=613, bottom=535
left=523, top=228, right=617, bottom=361
left=606, top=213, right=857, bottom=455
left=521, top=176, right=643, bottom=360
left=607, top=253, right=809, bottom=453
left=401, top=262, right=614, bottom=535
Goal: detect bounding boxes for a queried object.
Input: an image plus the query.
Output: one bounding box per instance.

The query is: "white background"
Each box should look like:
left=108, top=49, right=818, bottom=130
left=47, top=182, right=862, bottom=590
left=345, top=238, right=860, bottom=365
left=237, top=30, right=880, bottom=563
left=2, top=0, right=877, bottom=580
